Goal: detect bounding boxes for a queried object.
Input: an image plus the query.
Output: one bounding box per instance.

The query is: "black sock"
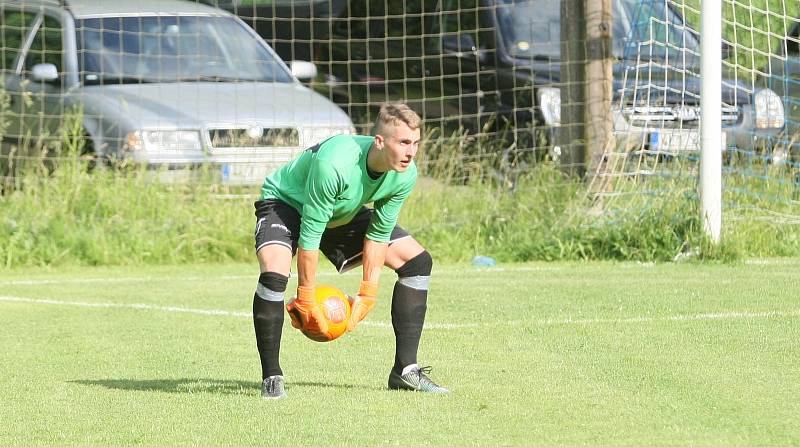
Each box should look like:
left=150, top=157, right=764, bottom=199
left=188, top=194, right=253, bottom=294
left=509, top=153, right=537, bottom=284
left=391, top=282, right=428, bottom=373
left=253, top=295, right=284, bottom=379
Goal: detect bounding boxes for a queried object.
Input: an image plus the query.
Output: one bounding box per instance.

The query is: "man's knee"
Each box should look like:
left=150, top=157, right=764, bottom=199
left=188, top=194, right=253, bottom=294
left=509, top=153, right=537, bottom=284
left=395, top=250, right=432, bottom=290
left=256, top=271, right=288, bottom=302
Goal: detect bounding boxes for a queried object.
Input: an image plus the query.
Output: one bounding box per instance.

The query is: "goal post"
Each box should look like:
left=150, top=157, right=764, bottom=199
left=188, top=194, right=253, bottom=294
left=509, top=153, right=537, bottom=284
left=700, top=0, right=723, bottom=243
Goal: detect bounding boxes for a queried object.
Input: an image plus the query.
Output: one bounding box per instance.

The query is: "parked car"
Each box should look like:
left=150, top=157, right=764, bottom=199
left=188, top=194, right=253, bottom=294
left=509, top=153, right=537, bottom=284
left=309, top=0, right=785, bottom=157
left=767, top=21, right=799, bottom=161
left=0, top=0, right=354, bottom=185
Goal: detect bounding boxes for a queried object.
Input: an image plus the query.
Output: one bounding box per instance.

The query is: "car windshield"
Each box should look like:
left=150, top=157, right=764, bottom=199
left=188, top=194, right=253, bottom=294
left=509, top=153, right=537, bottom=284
left=77, top=15, right=293, bottom=84
left=495, top=0, right=700, bottom=63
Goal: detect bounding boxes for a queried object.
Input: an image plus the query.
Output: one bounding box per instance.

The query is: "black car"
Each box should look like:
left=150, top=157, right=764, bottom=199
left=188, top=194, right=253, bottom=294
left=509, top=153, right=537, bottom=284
left=306, top=0, right=786, bottom=158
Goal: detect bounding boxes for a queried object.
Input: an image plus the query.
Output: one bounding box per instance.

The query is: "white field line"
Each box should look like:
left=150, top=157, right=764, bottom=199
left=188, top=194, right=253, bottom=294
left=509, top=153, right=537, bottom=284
left=743, top=258, right=800, bottom=265
left=532, top=309, right=800, bottom=326
left=0, top=275, right=253, bottom=286
left=2, top=295, right=799, bottom=330
left=0, top=295, right=453, bottom=329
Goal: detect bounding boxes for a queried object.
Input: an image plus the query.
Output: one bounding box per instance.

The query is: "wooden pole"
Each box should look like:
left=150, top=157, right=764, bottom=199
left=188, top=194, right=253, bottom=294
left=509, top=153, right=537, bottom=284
left=584, top=0, right=615, bottom=194
left=559, top=0, right=586, bottom=177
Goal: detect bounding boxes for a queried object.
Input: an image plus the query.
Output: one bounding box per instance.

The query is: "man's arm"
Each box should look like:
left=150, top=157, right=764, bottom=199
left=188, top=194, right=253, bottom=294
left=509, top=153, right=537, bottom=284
left=362, top=238, right=388, bottom=284
left=346, top=238, right=386, bottom=332
left=286, top=247, right=329, bottom=337
left=297, top=248, right=319, bottom=288
left=287, top=144, right=351, bottom=339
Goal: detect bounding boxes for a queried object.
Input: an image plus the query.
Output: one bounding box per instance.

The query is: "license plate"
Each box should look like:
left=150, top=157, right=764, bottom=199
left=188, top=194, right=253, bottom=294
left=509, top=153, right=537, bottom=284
left=221, top=162, right=271, bottom=185
left=649, top=130, right=700, bottom=153
left=649, top=130, right=726, bottom=154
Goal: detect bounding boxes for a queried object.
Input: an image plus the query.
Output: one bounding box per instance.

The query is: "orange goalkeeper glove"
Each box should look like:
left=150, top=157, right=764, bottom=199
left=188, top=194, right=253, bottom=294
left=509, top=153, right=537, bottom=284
left=346, top=280, right=378, bottom=333
left=286, top=286, right=329, bottom=339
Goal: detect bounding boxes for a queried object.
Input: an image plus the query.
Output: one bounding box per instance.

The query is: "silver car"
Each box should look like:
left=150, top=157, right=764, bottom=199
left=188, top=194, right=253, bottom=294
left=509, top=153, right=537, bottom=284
left=1, top=0, right=355, bottom=184
left=767, top=21, right=799, bottom=160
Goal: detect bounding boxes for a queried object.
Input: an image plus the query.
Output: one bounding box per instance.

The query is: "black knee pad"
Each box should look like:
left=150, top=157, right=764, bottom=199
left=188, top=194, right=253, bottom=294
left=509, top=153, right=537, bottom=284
left=395, top=250, right=433, bottom=278
left=258, top=271, right=288, bottom=293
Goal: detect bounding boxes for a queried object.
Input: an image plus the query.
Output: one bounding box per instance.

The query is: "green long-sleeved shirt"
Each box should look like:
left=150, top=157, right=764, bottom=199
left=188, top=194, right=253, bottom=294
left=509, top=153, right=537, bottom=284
left=259, top=134, right=417, bottom=250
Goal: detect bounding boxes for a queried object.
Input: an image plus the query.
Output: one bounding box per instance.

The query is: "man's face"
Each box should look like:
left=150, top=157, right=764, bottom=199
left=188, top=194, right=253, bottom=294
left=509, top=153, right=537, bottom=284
left=377, top=122, right=421, bottom=172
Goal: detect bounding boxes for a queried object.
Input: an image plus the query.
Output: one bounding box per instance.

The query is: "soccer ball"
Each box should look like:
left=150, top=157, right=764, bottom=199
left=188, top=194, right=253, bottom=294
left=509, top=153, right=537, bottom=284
left=301, top=284, right=352, bottom=342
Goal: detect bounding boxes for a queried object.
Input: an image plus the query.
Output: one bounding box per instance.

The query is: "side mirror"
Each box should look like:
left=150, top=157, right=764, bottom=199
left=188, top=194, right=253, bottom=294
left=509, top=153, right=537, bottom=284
left=31, top=63, right=59, bottom=82
left=289, top=61, right=317, bottom=81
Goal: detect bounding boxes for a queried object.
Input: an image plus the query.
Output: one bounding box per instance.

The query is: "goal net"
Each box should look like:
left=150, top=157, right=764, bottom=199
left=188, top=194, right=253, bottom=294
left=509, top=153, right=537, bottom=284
left=1, top=0, right=798, bottom=229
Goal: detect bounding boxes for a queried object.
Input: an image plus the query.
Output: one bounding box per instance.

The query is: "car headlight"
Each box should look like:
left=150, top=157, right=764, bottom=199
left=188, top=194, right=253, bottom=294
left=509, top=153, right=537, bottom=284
left=538, top=87, right=561, bottom=126
left=124, top=130, right=203, bottom=152
left=754, top=89, right=785, bottom=129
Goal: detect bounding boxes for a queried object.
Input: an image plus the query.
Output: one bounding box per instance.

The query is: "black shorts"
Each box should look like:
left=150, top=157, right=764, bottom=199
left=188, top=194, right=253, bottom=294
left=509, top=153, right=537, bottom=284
left=254, top=199, right=411, bottom=273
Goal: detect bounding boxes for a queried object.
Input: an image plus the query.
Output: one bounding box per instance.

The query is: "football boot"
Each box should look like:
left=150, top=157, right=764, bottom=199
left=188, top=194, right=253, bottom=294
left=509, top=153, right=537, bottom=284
left=261, top=375, right=287, bottom=399
left=388, top=366, right=449, bottom=393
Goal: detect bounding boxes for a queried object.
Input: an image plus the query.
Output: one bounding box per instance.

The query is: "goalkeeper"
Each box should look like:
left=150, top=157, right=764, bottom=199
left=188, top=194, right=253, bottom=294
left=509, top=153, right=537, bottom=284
left=251, top=102, right=449, bottom=399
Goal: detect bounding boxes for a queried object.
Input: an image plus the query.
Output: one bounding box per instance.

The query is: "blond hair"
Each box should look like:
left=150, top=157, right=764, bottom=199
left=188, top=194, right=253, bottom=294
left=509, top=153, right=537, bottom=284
left=372, top=102, right=422, bottom=135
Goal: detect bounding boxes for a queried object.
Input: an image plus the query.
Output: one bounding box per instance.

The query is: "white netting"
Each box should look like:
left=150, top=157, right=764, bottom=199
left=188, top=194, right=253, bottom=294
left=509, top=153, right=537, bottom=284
left=1, top=0, right=798, bottom=222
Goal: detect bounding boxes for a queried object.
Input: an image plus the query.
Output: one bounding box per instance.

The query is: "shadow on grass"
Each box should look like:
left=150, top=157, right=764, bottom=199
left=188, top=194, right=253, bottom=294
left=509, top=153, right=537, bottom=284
left=71, top=378, right=254, bottom=395
left=71, top=378, right=375, bottom=395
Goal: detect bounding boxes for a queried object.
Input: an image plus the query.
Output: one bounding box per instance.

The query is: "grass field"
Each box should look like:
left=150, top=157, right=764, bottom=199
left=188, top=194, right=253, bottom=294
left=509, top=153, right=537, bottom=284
left=1, top=260, right=799, bottom=445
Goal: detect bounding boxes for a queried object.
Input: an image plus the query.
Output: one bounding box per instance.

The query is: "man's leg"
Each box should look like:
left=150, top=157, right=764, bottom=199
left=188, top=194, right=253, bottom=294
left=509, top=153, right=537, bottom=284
left=252, top=199, right=299, bottom=399
left=316, top=210, right=448, bottom=392
left=384, top=237, right=449, bottom=393
left=253, top=244, right=293, bottom=399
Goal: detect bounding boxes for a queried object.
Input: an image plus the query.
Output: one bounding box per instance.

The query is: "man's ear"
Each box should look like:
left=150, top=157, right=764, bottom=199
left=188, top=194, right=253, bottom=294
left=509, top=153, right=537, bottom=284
left=373, top=134, right=385, bottom=150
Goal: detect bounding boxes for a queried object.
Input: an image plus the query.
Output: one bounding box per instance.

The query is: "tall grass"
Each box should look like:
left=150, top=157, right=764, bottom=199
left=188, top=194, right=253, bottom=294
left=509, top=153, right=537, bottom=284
left=406, top=167, right=702, bottom=262
left=3, top=100, right=800, bottom=268
left=3, top=124, right=800, bottom=268
left=0, top=113, right=254, bottom=267
left=4, top=151, right=800, bottom=267
left=1, top=167, right=254, bottom=268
